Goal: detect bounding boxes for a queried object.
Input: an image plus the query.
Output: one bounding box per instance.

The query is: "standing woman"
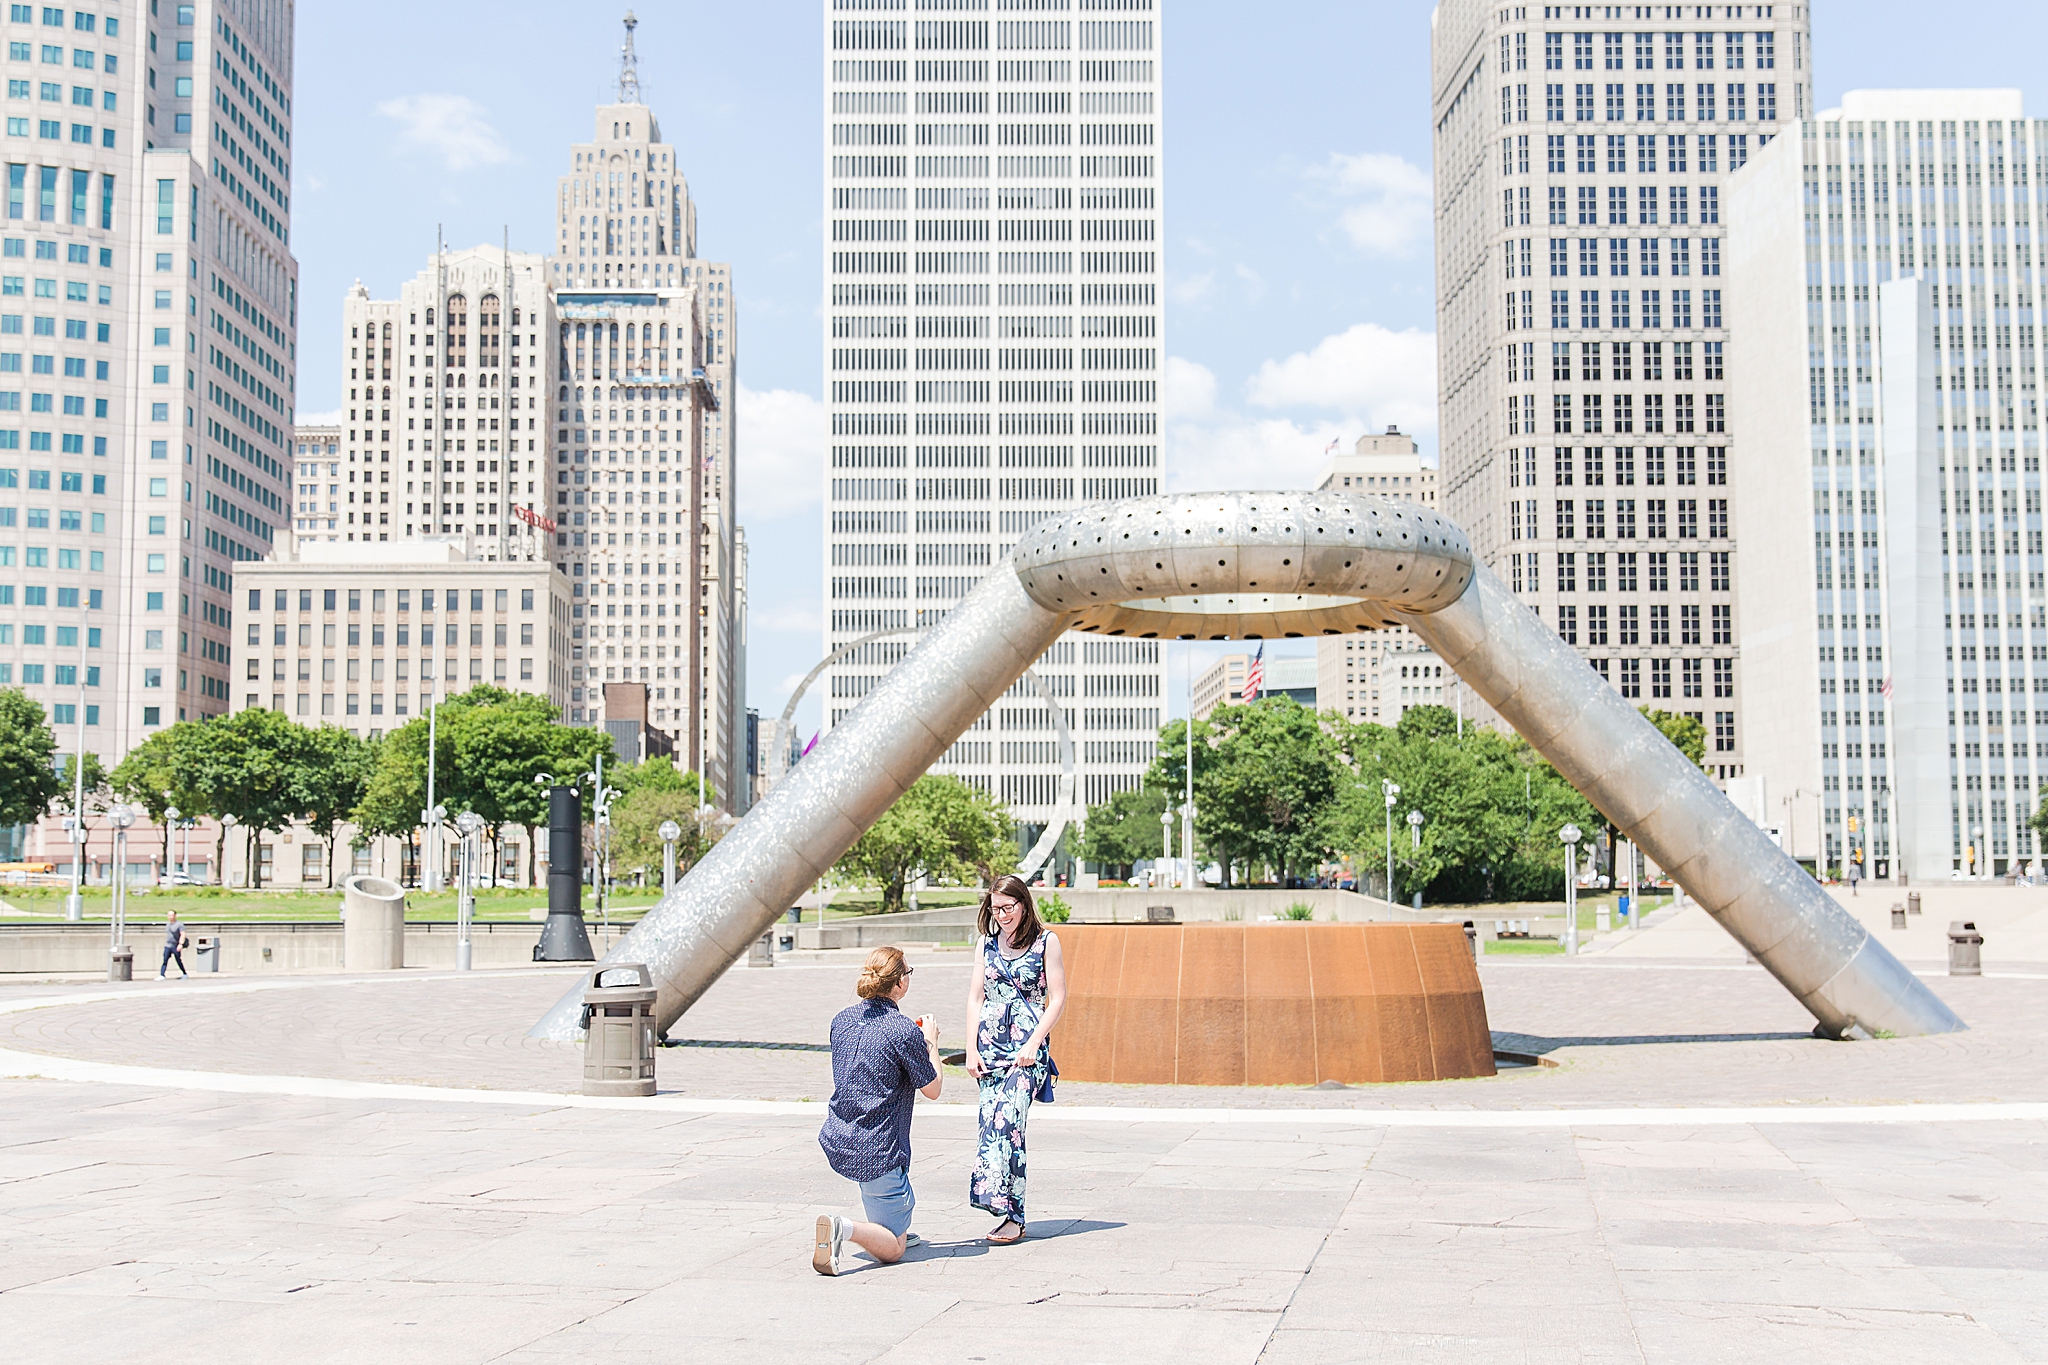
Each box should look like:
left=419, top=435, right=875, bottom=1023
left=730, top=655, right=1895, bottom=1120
left=965, top=873, right=1066, bottom=1245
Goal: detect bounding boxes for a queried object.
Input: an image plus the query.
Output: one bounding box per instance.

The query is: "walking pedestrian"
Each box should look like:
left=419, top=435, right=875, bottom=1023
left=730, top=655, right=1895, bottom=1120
left=813, top=946, right=943, bottom=1276
left=965, top=874, right=1066, bottom=1245
left=159, top=911, right=189, bottom=979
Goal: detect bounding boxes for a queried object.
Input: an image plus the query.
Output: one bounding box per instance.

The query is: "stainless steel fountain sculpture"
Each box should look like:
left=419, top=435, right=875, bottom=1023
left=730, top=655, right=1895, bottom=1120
left=532, top=492, right=1964, bottom=1043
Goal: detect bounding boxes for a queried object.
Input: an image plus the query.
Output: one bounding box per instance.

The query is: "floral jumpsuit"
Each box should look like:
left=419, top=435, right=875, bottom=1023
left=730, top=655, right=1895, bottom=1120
left=970, top=930, right=1053, bottom=1223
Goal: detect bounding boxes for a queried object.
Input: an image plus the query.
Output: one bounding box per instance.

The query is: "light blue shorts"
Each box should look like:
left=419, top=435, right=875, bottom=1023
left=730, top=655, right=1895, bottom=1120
left=857, top=1166, right=916, bottom=1237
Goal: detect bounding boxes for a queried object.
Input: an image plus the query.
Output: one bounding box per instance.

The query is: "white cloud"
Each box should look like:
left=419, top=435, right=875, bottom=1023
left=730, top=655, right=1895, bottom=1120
left=1162, top=356, right=1218, bottom=419
left=1234, top=263, right=1267, bottom=303
left=376, top=94, right=513, bottom=172
left=296, top=408, right=341, bottom=427
left=1243, top=322, right=1437, bottom=433
left=1168, top=269, right=1216, bottom=304
left=735, top=383, right=826, bottom=523
left=1307, top=152, right=1433, bottom=257
left=1166, top=412, right=1354, bottom=496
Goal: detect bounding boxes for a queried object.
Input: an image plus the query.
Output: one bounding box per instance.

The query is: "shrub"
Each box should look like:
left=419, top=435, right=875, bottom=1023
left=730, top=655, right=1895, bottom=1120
left=1282, top=902, right=1316, bottom=921
left=1039, top=892, right=1071, bottom=924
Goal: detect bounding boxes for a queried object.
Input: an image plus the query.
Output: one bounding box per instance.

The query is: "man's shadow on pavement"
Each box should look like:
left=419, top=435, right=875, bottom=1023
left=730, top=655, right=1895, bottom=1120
left=844, top=1219, right=1127, bottom=1270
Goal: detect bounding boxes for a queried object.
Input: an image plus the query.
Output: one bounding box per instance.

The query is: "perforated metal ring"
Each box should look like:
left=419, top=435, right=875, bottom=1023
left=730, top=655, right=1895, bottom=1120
left=1011, top=491, right=1476, bottom=639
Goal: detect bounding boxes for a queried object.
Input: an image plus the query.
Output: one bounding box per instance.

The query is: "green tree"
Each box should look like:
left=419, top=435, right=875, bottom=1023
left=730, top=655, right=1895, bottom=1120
left=1156, top=697, right=1341, bottom=886
left=52, top=752, right=109, bottom=816
left=1327, top=704, right=1599, bottom=903
left=0, top=688, right=61, bottom=828
left=609, top=786, right=712, bottom=884
left=298, top=726, right=376, bottom=887
left=111, top=724, right=207, bottom=870
left=615, top=754, right=711, bottom=801
left=834, top=775, right=1014, bottom=913
left=352, top=687, right=613, bottom=885
left=1077, top=783, right=1171, bottom=879
left=177, top=707, right=313, bottom=888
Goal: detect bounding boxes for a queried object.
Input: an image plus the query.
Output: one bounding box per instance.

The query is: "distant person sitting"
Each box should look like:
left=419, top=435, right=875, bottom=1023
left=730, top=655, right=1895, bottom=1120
left=160, top=911, right=189, bottom=979
left=812, top=946, right=942, bottom=1276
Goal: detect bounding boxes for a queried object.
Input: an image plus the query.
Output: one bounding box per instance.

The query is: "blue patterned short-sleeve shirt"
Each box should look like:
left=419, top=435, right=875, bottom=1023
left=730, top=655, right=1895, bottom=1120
left=819, top=998, right=938, bottom=1183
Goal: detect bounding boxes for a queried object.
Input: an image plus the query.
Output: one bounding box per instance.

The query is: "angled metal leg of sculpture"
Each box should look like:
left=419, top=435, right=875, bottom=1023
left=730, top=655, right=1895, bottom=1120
left=530, top=564, right=1069, bottom=1040
left=1401, top=563, right=1963, bottom=1040
left=533, top=491, right=1962, bottom=1043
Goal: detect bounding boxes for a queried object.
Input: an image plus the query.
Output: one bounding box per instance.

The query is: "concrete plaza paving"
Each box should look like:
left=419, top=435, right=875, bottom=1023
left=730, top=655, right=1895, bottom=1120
left=0, top=940, right=2044, bottom=1362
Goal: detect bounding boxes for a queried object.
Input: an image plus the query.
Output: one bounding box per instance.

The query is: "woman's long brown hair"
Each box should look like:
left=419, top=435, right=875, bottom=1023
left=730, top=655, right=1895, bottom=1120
left=977, top=873, right=1042, bottom=950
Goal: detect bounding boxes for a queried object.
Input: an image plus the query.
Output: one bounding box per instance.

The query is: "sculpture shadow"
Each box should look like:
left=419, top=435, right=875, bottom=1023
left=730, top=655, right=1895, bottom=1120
left=1492, top=1029, right=1815, bottom=1057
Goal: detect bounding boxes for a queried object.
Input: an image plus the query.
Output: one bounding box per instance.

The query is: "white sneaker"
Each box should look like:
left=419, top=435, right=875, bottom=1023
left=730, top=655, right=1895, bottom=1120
left=903, top=1232, right=923, bottom=1250
left=812, top=1214, right=845, bottom=1276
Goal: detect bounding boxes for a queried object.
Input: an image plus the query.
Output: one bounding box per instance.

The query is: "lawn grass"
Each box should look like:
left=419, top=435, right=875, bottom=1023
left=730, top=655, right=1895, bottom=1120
left=0, top=883, right=662, bottom=925
left=1483, top=939, right=1566, bottom=956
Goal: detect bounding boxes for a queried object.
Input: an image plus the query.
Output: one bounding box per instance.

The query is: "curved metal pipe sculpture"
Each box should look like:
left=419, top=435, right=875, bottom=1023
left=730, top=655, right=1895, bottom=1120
left=534, top=492, right=1962, bottom=1042
left=775, top=626, right=1077, bottom=880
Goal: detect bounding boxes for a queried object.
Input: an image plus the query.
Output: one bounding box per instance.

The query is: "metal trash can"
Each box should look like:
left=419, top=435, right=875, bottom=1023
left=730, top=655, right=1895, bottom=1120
left=193, top=936, right=221, bottom=973
left=1462, top=920, right=1479, bottom=960
left=108, top=946, right=132, bottom=982
left=581, top=963, right=658, bottom=1097
left=786, top=907, right=802, bottom=925
left=1947, top=921, right=1983, bottom=977
left=749, top=931, right=774, bottom=967
left=1907, top=892, right=1922, bottom=916
left=1890, top=905, right=1907, bottom=930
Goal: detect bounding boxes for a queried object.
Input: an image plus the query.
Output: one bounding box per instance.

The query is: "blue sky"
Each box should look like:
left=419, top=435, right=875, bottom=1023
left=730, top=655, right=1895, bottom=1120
left=291, top=1, right=2048, bottom=740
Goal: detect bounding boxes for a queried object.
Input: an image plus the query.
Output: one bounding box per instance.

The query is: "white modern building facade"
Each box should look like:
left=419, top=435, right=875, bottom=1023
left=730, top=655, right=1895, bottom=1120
left=1430, top=2, right=1813, bottom=781
left=1732, top=89, right=2048, bottom=879
left=0, top=0, right=299, bottom=775
left=820, top=0, right=1168, bottom=836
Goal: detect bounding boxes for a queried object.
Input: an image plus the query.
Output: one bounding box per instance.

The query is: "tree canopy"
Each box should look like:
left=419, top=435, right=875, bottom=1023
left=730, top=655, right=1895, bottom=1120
left=0, top=688, right=61, bottom=828
left=834, top=775, right=1014, bottom=913
left=1328, top=704, right=1600, bottom=902
left=1076, top=783, right=1171, bottom=878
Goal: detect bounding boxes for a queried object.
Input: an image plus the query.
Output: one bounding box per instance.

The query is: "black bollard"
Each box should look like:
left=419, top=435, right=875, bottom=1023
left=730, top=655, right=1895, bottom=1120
left=536, top=785, right=596, bottom=961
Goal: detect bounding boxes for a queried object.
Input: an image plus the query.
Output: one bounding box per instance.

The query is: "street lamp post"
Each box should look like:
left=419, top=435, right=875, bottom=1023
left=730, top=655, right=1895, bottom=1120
left=1159, top=809, right=1173, bottom=888
left=164, top=805, right=181, bottom=882
left=1406, top=809, right=1424, bottom=909
left=1381, top=779, right=1400, bottom=909
left=454, top=811, right=482, bottom=971
left=658, top=819, right=682, bottom=895
left=584, top=755, right=622, bottom=935
left=1559, top=823, right=1583, bottom=956
left=107, top=804, right=133, bottom=975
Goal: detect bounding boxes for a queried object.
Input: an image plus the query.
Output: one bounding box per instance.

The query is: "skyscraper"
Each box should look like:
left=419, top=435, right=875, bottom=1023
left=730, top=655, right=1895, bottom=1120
left=1430, top=5, right=1812, bottom=781
left=821, top=1, right=1168, bottom=851
left=0, top=0, right=299, bottom=766
left=545, top=12, right=748, bottom=811
left=1731, top=91, right=2047, bottom=880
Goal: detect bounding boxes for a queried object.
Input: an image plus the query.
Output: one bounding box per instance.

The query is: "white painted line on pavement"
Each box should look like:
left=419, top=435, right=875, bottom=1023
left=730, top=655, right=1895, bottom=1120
left=0, top=1044, right=2043, bottom=1129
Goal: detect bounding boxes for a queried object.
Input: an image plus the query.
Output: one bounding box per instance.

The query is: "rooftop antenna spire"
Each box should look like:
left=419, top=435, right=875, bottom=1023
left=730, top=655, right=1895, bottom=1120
left=618, top=10, right=641, bottom=105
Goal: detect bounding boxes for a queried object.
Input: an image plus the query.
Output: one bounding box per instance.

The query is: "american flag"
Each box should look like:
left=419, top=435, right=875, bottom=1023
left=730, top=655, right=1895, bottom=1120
left=1241, top=644, right=1264, bottom=704
left=1323, top=438, right=1341, bottom=455
left=1881, top=676, right=1893, bottom=701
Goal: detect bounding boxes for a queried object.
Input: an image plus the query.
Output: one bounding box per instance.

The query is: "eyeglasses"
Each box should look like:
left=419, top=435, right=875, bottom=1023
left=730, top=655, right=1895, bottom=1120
left=990, top=899, right=1022, bottom=913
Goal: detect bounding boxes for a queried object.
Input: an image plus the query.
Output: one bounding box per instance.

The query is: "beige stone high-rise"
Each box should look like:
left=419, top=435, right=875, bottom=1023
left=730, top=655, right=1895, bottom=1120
left=1430, top=4, right=1813, bottom=780
left=543, top=13, right=750, bottom=813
